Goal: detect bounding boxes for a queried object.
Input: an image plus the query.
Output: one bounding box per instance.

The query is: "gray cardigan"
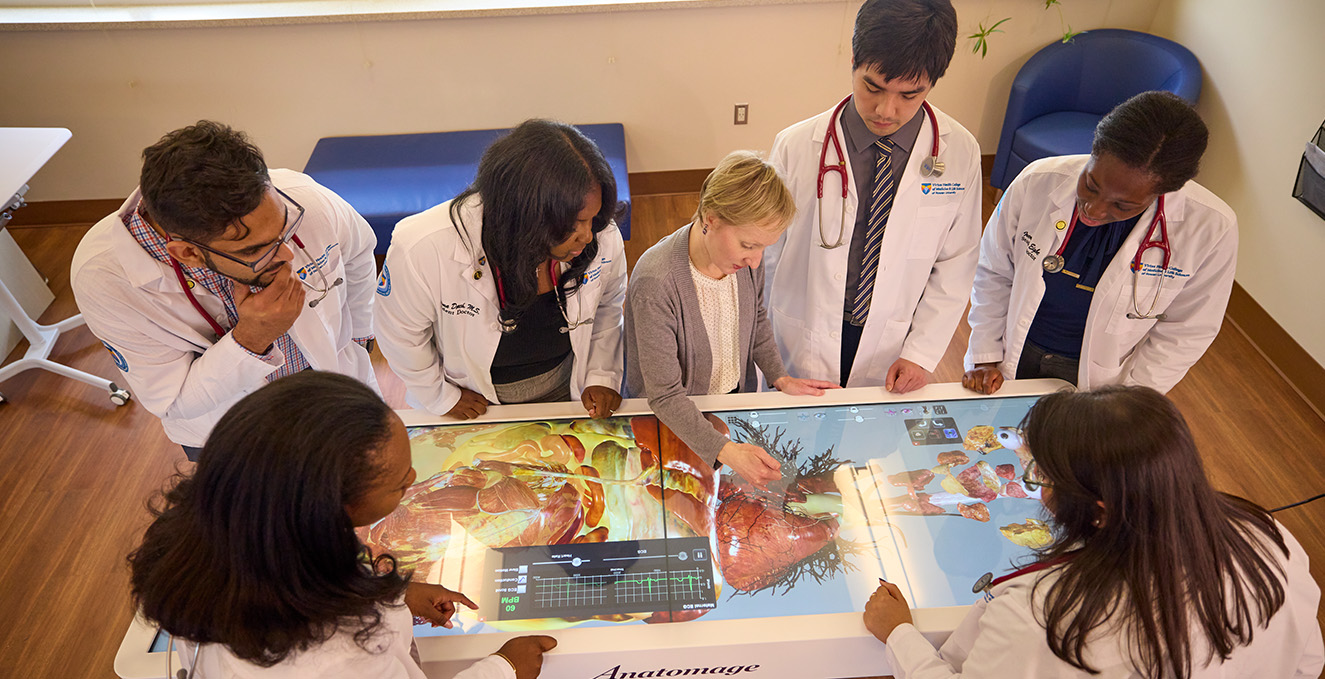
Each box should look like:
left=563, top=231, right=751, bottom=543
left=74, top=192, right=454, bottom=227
left=624, top=223, right=790, bottom=464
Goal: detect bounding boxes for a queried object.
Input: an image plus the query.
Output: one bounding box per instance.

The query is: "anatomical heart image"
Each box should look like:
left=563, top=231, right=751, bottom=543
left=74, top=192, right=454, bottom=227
left=362, top=396, right=1049, bottom=635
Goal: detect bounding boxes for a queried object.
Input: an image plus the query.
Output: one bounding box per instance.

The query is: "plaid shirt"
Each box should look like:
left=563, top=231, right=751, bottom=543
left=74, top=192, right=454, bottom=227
left=123, top=204, right=311, bottom=380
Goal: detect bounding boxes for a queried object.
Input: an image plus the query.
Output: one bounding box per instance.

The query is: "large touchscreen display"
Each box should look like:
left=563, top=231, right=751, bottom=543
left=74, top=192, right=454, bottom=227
left=148, top=394, right=1054, bottom=654
left=352, top=394, right=1053, bottom=639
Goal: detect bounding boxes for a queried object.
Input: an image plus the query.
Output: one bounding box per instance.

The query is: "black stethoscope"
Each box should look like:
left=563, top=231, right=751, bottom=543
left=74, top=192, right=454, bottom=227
left=816, top=95, right=944, bottom=249
left=172, top=234, right=342, bottom=340
left=1041, top=196, right=1172, bottom=321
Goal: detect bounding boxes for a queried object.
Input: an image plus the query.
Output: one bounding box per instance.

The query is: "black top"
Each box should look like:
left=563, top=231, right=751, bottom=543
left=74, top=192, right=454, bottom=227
left=490, top=291, right=572, bottom=384
left=1026, top=213, right=1143, bottom=358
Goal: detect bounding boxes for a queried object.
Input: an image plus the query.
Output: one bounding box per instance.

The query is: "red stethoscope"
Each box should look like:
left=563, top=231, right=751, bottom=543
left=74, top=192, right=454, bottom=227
left=816, top=95, right=944, bottom=249
left=972, top=552, right=1078, bottom=602
left=492, top=260, right=589, bottom=335
left=171, top=234, right=341, bottom=339
left=1041, top=196, right=1172, bottom=320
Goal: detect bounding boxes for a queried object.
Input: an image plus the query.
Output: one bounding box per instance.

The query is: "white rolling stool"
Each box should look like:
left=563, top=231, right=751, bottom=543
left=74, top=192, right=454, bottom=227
left=0, top=127, right=129, bottom=406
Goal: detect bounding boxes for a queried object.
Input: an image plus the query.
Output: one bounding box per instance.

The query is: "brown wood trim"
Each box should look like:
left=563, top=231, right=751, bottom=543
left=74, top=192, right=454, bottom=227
left=6, top=199, right=123, bottom=227
left=1225, top=281, right=1325, bottom=420
left=628, top=169, right=712, bottom=196
left=981, top=153, right=995, bottom=177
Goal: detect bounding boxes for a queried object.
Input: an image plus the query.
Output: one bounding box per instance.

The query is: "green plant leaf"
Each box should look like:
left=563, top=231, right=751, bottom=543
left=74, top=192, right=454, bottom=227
left=1044, top=0, right=1060, bottom=7
left=967, top=17, right=1011, bottom=57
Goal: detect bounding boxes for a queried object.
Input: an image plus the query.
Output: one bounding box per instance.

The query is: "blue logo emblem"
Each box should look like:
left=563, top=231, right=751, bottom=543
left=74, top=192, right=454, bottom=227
left=921, top=183, right=932, bottom=195
left=101, top=341, right=128, bottom=372
left=376, top=266, right=391, bottom=296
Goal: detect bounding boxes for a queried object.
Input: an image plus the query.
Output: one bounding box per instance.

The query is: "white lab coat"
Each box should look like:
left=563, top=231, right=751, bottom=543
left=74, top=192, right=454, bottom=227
left=373, top=196, right=626, bottom=416
left=883, top=524, right=1323, bottom=678
left=70, top=169, right=379, bottom=447
left=964, top=155, right=1238, bottom=393
left=765, top=100, right=982, bottom=386
left=178, top=599, right=516, bottom=679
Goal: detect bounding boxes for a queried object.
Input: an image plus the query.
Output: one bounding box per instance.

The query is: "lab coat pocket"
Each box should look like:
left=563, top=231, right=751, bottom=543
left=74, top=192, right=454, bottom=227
left=1103, top=270, right=1181, bottom=336
left=907, top=207, right=954, bottom=260
left=770, top=305, right=827, bottom=379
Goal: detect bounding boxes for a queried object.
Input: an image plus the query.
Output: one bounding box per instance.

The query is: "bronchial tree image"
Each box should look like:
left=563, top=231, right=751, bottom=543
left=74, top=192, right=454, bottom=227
left=717, top=418, right=865, bottom=596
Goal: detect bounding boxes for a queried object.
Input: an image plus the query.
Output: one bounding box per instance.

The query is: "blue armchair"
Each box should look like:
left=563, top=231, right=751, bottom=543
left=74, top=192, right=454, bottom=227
left=990, top=29, right=1202, bottom=190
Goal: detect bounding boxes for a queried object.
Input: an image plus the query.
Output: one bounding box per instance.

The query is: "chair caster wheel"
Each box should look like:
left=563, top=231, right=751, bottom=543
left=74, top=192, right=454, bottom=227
left=109, top=383, right=131, bottom=407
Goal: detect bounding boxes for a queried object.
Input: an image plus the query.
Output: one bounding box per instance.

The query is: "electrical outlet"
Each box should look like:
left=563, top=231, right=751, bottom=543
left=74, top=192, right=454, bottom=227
left=734, top=103, right=749, bottom=125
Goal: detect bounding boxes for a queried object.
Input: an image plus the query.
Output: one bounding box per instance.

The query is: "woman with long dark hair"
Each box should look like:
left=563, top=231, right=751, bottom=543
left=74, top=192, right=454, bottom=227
left=863, top=386, right=1322, bottom=678
left=375, top=119, right=626, bottom=420
left=129, top=371, right=555, bottom=677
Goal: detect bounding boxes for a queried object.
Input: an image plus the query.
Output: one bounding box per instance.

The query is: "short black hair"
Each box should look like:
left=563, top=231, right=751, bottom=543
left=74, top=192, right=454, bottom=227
left=127, top=371, right=406, bottom=666
left=852, top=0, right=958, bottom=84
left=453, top=119, right=619, bottom=325
left=1093, top=91, right=1209, bottom=194
left=139, top=120, right=271, bottom=242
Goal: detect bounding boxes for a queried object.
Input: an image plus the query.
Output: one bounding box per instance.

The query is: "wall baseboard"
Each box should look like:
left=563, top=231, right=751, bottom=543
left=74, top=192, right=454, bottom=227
left=1225, top=282, right=1325, bottom=420
left=6, top=199, right=123, bottom=227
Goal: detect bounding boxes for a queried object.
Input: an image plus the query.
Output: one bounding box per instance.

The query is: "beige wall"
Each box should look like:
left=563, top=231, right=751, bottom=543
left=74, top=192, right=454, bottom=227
left=12, top=1, right=1318, bottom=360
left=2, top=0, right=1156, bottom=202
left=1149, top=0, right=1325, bottom=365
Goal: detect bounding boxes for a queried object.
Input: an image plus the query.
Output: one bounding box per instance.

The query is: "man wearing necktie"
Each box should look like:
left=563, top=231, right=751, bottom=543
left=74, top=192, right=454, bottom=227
left=764, top=0, right=983, bottom=392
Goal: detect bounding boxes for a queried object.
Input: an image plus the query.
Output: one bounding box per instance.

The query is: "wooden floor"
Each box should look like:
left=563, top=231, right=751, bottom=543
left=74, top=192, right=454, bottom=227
left=1, top=187, right=1322, bottom=677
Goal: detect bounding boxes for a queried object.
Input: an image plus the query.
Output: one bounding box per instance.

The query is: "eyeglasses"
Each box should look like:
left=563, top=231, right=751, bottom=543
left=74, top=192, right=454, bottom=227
left=175, top=187, right=306, bottom=272
left=1023, top=459, right=1052, bottom=492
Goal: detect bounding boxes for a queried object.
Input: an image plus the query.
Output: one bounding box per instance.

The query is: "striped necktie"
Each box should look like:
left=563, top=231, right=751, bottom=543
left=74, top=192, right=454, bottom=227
left=850, top=137, right=897, bottom=325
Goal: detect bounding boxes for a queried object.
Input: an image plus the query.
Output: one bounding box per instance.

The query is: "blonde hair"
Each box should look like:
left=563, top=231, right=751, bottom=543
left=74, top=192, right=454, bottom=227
left=695, top=151, right=796, bottom=232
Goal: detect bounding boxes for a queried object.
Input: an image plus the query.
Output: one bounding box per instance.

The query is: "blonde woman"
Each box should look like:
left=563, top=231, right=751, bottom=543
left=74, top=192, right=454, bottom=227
left=625, top=151, right=838, bottom=488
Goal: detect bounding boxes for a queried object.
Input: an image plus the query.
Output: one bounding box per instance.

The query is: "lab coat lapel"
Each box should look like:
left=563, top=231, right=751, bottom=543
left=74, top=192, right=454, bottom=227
left=289, top=295, right=337, bottom=369
left=808, top=109, right=855, bottom=328
left=453, top=199, right=500, bottom=309
left=1042, top=175, right=1080, bottom=259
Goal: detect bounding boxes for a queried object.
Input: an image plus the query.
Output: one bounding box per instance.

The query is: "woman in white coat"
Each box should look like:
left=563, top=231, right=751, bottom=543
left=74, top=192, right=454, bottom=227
left=963, top=92, right=1237, bottom=395
left=375, top=120, right=626, bottom=419
left=129, top=372, right=557, bottom=678
left=863, top=386, right=1323, bottom=679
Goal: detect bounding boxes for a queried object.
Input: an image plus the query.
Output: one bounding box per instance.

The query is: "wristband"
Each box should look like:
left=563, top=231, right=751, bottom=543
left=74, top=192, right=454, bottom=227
left=491, top=651, right=518, bottom=675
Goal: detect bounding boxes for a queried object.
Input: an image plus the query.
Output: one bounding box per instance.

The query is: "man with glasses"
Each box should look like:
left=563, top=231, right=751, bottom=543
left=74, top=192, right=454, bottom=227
left=72, top=121, right=379, bottom=459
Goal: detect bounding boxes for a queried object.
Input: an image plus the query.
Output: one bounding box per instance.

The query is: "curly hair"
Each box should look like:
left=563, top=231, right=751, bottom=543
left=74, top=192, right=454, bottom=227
left=127, top=372, right=409, bottom=666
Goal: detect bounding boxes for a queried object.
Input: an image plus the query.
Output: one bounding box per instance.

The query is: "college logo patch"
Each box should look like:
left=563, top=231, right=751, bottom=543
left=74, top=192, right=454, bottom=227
left=101, top=341, right=128, bottom=372
left=921, top=183, right=932, bottom=195
left=376, top=266, right=391, bottom=296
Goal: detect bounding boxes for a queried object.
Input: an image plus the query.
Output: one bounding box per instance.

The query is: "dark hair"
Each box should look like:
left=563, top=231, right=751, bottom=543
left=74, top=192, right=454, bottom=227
left=1023, top=386, right=1287, bottom=679
left=452, top=119, right=619, bottom=326
left=127, top=371, right=408, bottom=666
left=852, top=0, right=957, bottom=84
left=139, top=120, right=271, bottom=242
left=1093, top=91, right=1209, bottom=194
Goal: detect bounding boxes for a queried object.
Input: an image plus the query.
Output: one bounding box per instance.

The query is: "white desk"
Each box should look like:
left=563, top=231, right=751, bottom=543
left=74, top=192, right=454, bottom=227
left=0, top=127, right=130, bottom=405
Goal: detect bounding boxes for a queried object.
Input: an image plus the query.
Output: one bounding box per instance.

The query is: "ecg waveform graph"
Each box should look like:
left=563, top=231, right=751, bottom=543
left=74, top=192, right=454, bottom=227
left=535, top=569, right=710, bottom=610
